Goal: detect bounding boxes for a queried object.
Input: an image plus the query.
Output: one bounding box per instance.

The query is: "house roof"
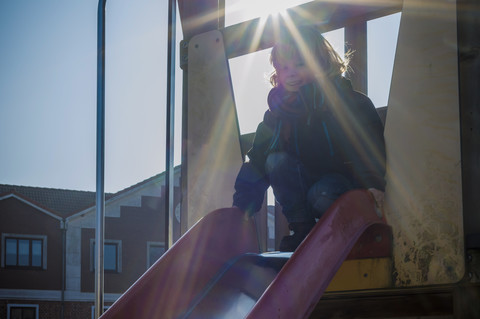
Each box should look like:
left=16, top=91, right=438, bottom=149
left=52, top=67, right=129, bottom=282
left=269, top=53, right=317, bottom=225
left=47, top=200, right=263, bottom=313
left=0, top=184, right=114, bottom=218
left=0, top=166, right=181, bottom=218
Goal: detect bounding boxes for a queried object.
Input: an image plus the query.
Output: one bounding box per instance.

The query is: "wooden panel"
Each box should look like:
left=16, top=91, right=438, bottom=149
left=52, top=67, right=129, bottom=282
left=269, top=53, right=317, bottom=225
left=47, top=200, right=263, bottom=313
left=311, top=287, right=455, bottom=318
left=221, top=0, right=403, bottom=59
left=184, top=30, right=243, bottom=229
left=326, top=258, right=392, bottom=292
left=345, top=21, right=368, bottom=94
left=383, top=0, right=464, bottom=286
left=458, top=0, right=480, bottom=244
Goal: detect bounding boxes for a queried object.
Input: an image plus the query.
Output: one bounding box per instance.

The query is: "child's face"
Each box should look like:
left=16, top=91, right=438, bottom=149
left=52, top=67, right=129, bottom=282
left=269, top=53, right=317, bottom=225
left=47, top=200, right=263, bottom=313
left=275, top=55, right=315, bottom=92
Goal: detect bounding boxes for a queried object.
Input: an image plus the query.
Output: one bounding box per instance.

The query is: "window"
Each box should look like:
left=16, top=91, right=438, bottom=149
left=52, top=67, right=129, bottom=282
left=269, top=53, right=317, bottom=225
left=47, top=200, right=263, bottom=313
left=7, top=304, right=38, bottom=319
left=90, top=239, right=122, bottom=273
left=104, top=243, right=118, bottom=271
left=367, top=12, right=402, bottom=107
left=1, top=234, right=47, bottom=270
left=147, top=242, right=165, bottom=268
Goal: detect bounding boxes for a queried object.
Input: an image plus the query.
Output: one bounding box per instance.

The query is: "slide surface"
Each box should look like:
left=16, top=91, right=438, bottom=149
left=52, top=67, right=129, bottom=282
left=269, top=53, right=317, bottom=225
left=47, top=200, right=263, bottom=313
left=100, top=189, right=387, bottom=319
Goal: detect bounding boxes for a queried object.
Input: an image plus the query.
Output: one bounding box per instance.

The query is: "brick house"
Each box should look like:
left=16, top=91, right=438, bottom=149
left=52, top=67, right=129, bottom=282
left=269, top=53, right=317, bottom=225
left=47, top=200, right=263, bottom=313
left=0, top=167, right=181, bottom=319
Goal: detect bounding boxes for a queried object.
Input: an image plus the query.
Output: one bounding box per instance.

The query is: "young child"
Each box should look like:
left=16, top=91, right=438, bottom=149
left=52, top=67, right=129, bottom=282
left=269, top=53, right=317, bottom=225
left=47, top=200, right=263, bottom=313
left=233, top=26, right=386, bottom=252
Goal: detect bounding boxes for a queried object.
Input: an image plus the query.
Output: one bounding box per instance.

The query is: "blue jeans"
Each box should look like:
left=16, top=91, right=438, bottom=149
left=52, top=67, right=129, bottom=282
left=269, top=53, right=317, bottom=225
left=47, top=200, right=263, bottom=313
left=265, top=152, right=353, bottom=223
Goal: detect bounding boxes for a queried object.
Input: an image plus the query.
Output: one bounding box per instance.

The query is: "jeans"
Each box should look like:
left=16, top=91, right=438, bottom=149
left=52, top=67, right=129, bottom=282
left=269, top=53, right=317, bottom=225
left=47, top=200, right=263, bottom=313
left=265, top=152, right=353, bottom=223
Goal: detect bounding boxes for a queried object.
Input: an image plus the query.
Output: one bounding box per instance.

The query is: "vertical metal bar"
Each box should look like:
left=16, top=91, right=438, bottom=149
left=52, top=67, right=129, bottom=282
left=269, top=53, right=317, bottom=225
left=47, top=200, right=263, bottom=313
left=61, top=220, right=66, bottom=319
left=180, top=60, right=189, bottom=236
left=95, top=0, right=107, bottom=318
left=165, top=0, right=176, bottom=248
left=218, top=0, right=225, bottom=29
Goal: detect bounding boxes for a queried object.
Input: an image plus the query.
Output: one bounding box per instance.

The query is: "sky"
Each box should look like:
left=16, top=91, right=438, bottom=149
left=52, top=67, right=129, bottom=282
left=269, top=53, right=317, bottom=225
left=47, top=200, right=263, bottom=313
left=0, top=1, right=400, bottom=193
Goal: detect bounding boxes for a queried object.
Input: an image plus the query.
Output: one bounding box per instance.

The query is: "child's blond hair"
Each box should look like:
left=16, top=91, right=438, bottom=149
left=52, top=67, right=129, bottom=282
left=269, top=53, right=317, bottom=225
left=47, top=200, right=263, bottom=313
left=269, top=25, right=351, bottom=87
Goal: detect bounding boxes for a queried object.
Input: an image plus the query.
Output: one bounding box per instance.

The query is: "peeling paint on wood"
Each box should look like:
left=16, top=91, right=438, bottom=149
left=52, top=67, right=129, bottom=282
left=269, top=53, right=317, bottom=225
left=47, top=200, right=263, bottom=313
left=384, top=0, right=464, bottom=286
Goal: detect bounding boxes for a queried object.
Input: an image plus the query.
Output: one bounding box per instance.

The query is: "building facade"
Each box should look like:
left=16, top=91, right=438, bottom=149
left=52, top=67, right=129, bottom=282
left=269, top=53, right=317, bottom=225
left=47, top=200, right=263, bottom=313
left=0, top=168, right=181, bottom=319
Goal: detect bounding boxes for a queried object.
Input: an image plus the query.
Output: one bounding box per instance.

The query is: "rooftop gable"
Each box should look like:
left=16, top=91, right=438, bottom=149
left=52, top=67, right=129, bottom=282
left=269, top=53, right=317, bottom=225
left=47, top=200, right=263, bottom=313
left=0, top=192, right=63, bottom=221
left=0, top=166, right=180, bottom=219
left=0, top=184, right=113, bottom=217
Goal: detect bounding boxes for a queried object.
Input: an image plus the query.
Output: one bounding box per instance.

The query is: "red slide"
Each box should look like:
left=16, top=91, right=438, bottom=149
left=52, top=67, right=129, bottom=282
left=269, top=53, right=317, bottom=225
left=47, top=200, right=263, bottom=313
left=100, top=189, right=387, bottom=319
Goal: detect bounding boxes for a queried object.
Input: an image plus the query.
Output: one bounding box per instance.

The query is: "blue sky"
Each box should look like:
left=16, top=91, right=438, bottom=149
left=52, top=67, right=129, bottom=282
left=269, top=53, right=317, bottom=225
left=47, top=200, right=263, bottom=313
left=0, top=1, right=400, bottom=193
left=1, top=0, right=172, bottom=192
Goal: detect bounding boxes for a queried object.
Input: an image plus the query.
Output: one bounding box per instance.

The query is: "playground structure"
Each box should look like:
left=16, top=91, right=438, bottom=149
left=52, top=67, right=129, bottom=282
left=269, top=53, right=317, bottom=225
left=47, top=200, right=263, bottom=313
left=98, top=0, right=479, bottom=318
left=100, top=190, right=391, bottom=319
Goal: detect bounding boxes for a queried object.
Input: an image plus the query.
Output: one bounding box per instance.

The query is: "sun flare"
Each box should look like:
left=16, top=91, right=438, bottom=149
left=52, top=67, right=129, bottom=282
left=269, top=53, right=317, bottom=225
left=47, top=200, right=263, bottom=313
left=226, top=0, right=313, bottom=25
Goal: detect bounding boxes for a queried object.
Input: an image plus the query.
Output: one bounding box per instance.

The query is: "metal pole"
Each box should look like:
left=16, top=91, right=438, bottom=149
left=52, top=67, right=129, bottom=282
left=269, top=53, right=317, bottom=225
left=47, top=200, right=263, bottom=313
left=165, top=0, right=176, bottom=248
left=61, top=220, right=66, bottom=319
left=95, top=0, right=107, bottom=318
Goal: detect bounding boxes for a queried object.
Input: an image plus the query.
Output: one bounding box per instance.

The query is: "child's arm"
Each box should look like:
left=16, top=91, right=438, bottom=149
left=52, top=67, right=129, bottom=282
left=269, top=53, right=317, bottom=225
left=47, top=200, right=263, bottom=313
left=348, top=92, right=387, bottom=192
left=233, top=162, right=269, bottom=216
left=232, top=121, right=273, bottom=216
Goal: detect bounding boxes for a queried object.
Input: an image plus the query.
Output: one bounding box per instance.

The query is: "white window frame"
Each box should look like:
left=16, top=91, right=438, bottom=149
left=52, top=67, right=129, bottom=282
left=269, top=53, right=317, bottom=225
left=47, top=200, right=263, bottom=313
left=7, top=303, right=39, bottom=319
left=91, top=305, right=110, bottom=319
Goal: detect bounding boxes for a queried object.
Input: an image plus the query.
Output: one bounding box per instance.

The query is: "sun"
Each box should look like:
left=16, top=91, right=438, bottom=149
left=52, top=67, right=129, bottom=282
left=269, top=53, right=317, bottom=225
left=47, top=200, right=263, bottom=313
left=226, top=0, right=313, bottom=25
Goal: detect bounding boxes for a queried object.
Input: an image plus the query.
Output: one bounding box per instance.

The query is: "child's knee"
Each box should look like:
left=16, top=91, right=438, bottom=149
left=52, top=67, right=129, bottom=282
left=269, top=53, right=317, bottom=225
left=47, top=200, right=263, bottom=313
left=307, top=173, right=353, bottom=217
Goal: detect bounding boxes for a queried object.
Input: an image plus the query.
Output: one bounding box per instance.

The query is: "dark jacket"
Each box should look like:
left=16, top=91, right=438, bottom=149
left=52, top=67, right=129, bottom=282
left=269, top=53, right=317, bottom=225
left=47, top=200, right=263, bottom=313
left=233, top=77, right=386, bottom=214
